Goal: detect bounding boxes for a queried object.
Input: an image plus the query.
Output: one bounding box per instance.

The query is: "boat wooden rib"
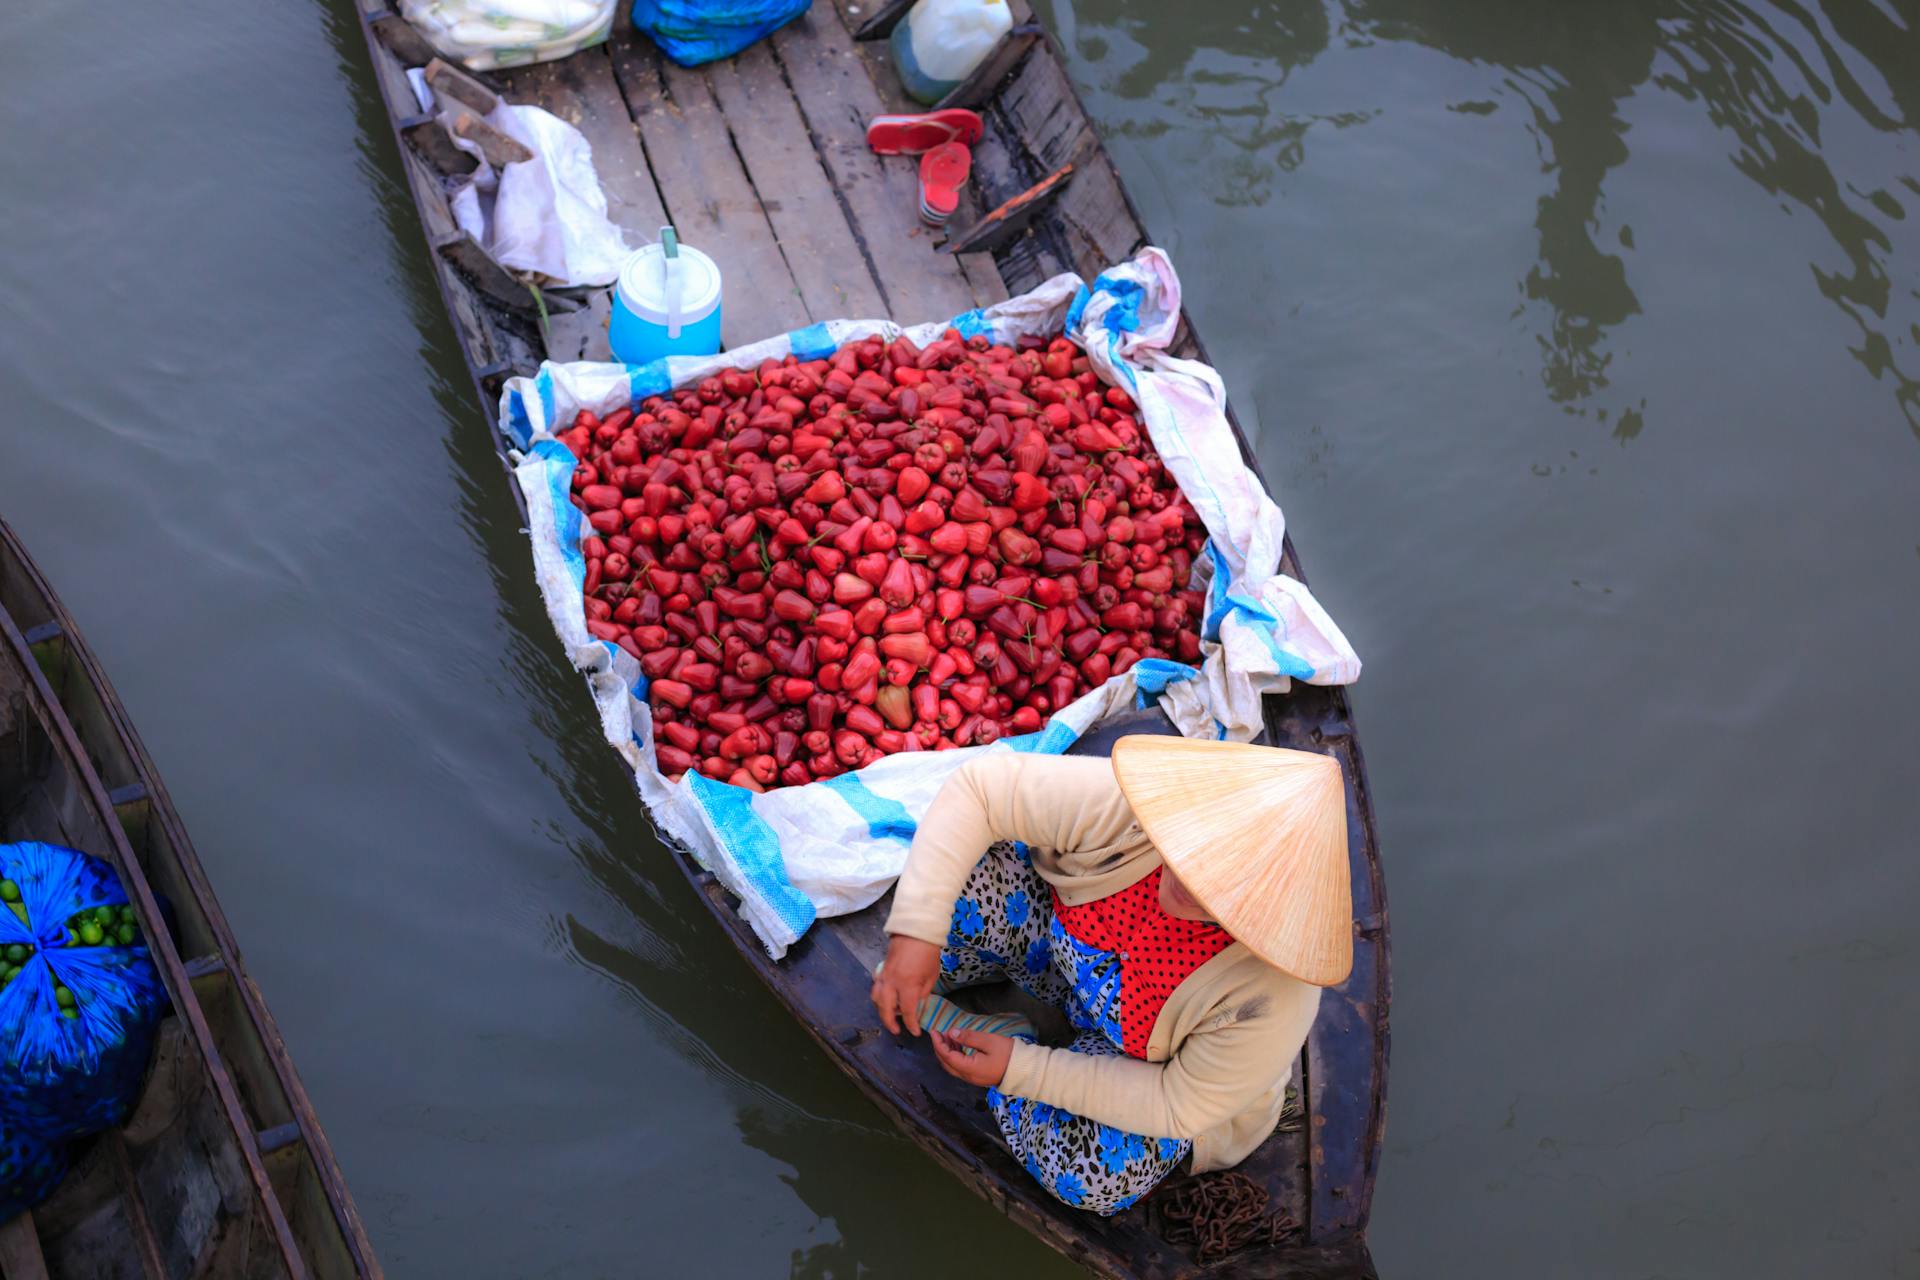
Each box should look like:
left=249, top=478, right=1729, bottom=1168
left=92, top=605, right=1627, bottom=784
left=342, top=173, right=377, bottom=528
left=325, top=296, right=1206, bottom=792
left=0, top=519, right=380, bottom=1279
left=350, top=5, right=1389, bottom=1274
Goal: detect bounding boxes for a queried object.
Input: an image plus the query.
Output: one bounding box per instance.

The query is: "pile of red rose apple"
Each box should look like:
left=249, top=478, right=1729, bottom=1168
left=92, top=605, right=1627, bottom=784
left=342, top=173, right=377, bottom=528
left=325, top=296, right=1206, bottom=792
left=562, top=329, right=1208, bottom=791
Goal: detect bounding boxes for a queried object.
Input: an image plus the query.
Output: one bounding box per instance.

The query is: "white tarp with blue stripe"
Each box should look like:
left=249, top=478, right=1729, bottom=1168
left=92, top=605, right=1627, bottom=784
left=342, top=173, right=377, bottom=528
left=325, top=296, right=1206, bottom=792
left=500, top=249, right=1360, bottom=957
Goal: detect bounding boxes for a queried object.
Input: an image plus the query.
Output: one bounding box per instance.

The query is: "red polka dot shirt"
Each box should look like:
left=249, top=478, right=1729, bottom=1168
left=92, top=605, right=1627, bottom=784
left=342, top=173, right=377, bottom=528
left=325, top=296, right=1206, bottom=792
left=1054, top=867, right=1235, bottom=1057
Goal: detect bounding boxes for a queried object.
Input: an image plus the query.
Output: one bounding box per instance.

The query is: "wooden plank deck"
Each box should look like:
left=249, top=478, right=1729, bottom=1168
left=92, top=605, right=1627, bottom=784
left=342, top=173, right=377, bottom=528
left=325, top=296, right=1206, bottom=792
left=474, top=2, right=1052, bottom=338
left=609, top=32, right=812, bottom=345
left=767, top=9, right=982, bottom=318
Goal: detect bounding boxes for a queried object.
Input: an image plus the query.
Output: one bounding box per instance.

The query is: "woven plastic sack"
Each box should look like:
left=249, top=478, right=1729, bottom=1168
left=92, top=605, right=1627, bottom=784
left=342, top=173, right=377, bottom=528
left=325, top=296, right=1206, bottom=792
left=399, top=0, right=615, bottom=72
left=497, top=249, right=1360, bottom=957
left=631, top=0, right=811, bottom=66
left=0, top=843, right=166, bottom=1145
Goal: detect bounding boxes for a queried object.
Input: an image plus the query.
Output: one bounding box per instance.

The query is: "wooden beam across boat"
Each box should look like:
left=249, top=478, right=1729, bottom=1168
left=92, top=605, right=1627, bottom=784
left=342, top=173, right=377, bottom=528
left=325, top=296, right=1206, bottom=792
left=0, top=518, right=382, bottom=1279
left=349, top=4, right=1389, bottom=1274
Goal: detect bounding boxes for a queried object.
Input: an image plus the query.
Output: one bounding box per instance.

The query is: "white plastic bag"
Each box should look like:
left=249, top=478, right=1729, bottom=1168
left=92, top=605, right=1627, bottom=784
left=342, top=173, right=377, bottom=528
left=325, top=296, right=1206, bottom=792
left=486, top=106, right=631, bottom=287
left=407, top=74, right=629, bottom=288
left=498, top=250, right=1361, bottom=957
left=399, top=0, right=615, bottom=72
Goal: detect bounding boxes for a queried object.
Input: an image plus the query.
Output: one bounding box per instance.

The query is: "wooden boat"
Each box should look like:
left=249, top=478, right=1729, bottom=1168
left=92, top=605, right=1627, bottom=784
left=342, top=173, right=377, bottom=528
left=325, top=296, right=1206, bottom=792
left=0, top=519, right=381, bottom=1279
left=351, top=4, right=1389, bottom=1274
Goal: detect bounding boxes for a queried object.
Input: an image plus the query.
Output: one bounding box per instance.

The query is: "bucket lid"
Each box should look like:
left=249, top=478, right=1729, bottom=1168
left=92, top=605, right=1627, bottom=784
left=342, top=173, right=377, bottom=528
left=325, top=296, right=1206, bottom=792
left=617, top=244, right=721, bottom=322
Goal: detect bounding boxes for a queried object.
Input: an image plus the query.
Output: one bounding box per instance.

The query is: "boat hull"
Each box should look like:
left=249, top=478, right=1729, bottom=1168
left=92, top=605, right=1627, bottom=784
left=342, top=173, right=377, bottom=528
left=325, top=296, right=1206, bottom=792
left=348, top=5, right=1389, bottom=1272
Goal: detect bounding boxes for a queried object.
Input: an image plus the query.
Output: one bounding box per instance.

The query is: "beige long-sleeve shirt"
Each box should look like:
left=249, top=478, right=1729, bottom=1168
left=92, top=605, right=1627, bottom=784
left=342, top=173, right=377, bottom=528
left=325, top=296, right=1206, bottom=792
left=885, top=752, right=1321, bottom=1172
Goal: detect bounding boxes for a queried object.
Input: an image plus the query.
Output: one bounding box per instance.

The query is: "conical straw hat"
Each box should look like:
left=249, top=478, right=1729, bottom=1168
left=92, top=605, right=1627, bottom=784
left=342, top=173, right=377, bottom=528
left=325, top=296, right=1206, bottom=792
left=1111, top=736, right=1352, bottom=987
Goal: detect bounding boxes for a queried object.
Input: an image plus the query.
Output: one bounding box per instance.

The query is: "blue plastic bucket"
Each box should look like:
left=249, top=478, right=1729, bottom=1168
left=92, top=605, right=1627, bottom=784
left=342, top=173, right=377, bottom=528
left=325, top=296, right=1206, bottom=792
left=609, top=244, right=723, bottom=365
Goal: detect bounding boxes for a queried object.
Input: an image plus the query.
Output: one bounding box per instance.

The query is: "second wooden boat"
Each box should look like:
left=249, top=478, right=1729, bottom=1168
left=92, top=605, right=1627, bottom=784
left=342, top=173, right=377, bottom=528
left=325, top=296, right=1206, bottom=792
left=0, top=518, right=380, bottom=1279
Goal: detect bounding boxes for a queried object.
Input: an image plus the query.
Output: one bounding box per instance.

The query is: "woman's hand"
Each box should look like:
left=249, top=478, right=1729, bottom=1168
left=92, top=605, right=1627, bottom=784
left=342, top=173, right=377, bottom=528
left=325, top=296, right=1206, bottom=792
left=930, top=1028, right=1012, bottom=1087
left=870, top=935, right=942, bottom=1036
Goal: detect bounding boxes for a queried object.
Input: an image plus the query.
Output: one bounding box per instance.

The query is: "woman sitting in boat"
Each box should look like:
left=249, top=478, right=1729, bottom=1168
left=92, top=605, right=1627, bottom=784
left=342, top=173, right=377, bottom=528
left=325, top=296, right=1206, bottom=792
left=869, top=736, right=1351, bottom=1215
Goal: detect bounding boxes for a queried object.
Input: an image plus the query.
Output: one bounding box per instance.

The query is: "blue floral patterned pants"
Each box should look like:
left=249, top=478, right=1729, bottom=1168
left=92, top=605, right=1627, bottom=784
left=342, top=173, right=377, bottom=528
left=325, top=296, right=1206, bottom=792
left=940, top=841, right=1190, bottom=1216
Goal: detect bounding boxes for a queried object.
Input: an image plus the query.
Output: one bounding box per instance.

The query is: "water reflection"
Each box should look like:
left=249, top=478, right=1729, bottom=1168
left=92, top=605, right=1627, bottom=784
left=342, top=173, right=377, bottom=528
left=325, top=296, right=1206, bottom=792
left=1651, top=0, right=1920, bottom=434
left=1340, top=0, right=1655, bottom=410
left=1057, top=0, right=1920, bottom=436
left=1048, top=0, right=1355, bottom=206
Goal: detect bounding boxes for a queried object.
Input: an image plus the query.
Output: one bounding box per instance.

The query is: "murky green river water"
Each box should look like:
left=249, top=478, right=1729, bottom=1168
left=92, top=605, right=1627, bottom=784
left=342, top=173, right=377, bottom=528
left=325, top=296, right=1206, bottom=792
left=4, top=1, right=1917, bottom=1275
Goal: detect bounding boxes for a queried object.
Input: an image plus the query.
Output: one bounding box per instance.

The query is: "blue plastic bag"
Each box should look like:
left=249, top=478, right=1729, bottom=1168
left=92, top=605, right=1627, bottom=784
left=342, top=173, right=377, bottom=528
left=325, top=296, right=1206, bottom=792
left=631, top=0, right=811, bottom=66
left=0, top=843, right=167, bottom=1146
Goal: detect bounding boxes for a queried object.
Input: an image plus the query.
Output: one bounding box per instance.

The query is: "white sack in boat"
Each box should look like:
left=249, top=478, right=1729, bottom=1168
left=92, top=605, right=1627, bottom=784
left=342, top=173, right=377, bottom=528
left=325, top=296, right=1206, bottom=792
left=399, top=0, right=615, bottom=72
left=407, top=73, right=629, bottom=289
left=486, top=104, right=629, bottom=287
left=497, top=251, right=1362, bottom=957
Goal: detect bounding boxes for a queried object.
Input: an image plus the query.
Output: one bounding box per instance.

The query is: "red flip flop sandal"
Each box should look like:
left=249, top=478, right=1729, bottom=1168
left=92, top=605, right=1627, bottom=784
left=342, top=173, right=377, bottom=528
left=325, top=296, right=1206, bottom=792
left=867, top=108, right=984, bottom=156
left=919, top=141, right=972, bottom=226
